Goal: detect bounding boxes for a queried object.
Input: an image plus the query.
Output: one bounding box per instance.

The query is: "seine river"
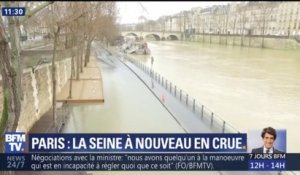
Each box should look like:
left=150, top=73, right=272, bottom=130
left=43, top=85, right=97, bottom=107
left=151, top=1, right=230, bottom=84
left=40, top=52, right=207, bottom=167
left=133, top=41, right=300, bottom=152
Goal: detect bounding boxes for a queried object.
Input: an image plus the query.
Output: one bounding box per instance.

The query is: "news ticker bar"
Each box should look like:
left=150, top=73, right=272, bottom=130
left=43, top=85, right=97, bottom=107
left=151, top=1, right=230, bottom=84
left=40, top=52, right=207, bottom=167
left=0, top=153, right=299, bottom=171
left=6, top=133, right=247, bottom=153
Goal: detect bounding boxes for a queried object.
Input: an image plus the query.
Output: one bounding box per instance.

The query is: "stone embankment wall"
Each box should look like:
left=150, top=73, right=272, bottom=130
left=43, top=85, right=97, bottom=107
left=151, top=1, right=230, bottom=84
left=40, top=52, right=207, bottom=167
left=0, top=58, right=71, bottom=132
left=190, top=34, right=300, bottom=50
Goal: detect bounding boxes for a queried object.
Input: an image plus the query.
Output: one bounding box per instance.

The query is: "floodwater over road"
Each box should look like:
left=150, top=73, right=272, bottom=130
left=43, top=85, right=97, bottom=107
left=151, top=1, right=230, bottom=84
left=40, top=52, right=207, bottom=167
left=134, top=41, right=300, bottom=152
left=63, top=47, right=185, bottom=134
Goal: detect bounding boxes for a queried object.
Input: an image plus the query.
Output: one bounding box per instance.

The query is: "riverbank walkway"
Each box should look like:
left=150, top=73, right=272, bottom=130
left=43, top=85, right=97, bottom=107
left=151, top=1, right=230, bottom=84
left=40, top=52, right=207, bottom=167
left=56, top=56, right=104, bottom=104
left=29, top=55, right=104, bottom=134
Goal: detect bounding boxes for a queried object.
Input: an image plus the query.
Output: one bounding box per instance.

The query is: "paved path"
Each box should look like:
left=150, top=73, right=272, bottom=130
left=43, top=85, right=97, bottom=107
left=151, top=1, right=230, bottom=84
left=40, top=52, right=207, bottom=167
left=57, top=56, right=104, bottom=104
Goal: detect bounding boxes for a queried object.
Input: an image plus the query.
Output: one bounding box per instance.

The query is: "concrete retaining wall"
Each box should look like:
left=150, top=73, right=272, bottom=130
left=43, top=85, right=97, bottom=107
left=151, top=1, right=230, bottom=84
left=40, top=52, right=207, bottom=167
left=0, top=58, right=71, bottom=132
left=191, top=34, right=300, bottom=50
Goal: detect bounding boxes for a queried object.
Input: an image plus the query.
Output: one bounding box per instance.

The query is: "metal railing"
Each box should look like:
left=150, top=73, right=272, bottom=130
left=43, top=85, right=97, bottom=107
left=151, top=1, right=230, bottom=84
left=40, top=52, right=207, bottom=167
left=124, top=55, right=240, bottom=134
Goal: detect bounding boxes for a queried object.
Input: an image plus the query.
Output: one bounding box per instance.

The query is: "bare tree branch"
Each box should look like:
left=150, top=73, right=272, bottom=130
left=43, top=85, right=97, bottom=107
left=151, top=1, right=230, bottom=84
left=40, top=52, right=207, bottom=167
left=19, top=1, right=54, bottom=24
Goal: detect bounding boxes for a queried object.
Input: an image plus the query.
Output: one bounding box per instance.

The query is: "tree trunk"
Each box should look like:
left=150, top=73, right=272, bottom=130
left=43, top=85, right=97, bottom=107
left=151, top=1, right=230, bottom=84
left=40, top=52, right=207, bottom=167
left=15, top=17, right=24, bottom=101
left=261, top=15, right=266, bottom=48
left=241, top=20, right=246, bottom=47
left=84, top=40, right=92, bottom=67
left=7, top=17, right=22, bottom=95
left=76, top=44, right=80, bottom=80
left=0, top=90, right=9, bottom=153
left=226, top=33, right=228, bottom=45
left=232, top=35, right=235, bottom=46
left=5, top=2, right=23, bottom=104
left=232, top=18, right=236, bottom=46
left=262, top=35, right=265, bottom=48
left=241, top=34, right=244, bottom=47
left=80, top=46, right=83, bottom=73
left=225, top=14, right=228, bottom=45
left=65, top=30, right=70, bottom=49
left=0, top=47, right=19, bottom=134
left=249, top=35, right=251, bottom=47
left=0, top=15, right=21, bottom=134
left=15, top=2, right=22, bottom=52
left=52, top=27, right=60, bottom=131
left=72, top=49, right=76, bottom=78
left=68, top=47, right=75, bottom=99
left=262, top=25, right=265, bottom=48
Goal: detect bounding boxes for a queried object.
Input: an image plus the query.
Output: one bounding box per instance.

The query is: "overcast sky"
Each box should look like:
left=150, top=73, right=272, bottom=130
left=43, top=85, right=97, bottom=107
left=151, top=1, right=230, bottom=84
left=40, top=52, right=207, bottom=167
left=117, top=1, right=231, bottom=24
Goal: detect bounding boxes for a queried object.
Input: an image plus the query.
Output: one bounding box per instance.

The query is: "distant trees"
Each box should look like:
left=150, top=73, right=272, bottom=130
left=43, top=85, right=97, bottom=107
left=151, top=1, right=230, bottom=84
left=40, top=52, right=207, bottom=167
left=256, top=2, right=278, bottom=48
left=157, top=16, right=166, bottom=34
left=138, top=15, right=147, bottom=37
left=145, top=20, right=157, bottom=32
left=237, top=4, right=247, bottom=46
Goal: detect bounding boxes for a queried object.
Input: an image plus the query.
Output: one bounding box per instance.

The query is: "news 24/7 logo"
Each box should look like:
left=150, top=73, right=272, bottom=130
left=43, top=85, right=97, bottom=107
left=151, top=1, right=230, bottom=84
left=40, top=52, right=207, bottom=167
left=5, top=132, right=26, bottom=153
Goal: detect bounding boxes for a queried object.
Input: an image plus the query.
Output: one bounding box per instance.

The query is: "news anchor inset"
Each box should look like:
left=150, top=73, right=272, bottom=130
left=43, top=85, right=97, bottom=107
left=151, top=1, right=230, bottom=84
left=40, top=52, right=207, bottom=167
left=251, top=127, right=284, bottom=153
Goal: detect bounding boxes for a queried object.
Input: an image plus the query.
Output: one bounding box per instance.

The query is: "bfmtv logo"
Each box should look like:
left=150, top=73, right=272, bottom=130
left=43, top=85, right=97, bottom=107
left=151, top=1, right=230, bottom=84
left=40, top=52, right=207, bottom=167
left=5, top=132, right=26, bottom=153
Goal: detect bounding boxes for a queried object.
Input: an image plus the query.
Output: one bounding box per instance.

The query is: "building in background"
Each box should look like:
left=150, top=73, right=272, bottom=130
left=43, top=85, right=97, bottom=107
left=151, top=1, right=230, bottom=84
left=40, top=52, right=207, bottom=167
left=123, top=2, right=300, bottom=37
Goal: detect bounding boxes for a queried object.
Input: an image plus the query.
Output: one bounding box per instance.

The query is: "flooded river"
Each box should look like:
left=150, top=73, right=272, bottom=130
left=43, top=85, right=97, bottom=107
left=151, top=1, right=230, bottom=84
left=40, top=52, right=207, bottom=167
left=133, top=41, right=300, bottom=152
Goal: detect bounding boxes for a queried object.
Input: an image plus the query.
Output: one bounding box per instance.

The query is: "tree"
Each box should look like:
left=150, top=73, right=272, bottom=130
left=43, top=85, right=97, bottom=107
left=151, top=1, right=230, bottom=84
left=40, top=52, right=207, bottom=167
left=0, top=15, right=20, bottom=135
left=138, top=15, right=147, bottom=38
left=256, top=2, right=279, bottom=48
left=0, top=2, right=53, bottom=151
left=236, top=3, right=247, bottom=47
left=224, top=5, right=230, bottom=45
left=157, top=16, right=166, bottom=35
left=246, top=2, right=260, bottom=47
left=82, top=2, right=119, bottom=66
left=146, top=20, right=157, bottom=32
left=209, top=15, right=212, bottom=44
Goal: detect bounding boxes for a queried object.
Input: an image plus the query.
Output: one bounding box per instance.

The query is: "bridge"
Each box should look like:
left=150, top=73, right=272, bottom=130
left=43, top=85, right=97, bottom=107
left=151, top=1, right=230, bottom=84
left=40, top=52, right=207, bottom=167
left=121, top=31, right=181, bottom=41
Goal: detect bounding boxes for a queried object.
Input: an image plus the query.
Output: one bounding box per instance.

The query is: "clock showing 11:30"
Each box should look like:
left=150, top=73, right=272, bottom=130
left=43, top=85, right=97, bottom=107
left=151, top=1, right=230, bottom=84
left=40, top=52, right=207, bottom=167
left=2, top=7, right=26, bottom=16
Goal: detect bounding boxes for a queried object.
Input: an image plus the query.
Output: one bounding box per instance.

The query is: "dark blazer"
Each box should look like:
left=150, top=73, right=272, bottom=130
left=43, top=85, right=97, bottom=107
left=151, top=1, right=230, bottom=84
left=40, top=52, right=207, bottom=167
left=251, top=147, right=284, bottom=153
